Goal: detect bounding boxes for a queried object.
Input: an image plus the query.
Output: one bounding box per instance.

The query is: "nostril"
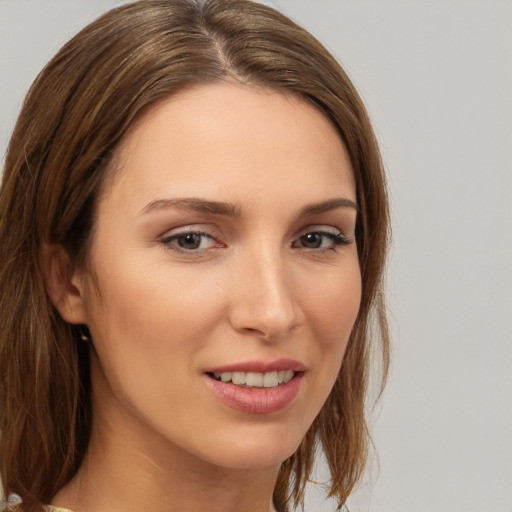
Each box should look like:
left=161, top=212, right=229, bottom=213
left=240, top=326, right=281, bottom=342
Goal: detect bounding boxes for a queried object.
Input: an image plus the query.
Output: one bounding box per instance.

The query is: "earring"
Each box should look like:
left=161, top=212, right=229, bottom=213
left=79, top=325, right=91, bottom=342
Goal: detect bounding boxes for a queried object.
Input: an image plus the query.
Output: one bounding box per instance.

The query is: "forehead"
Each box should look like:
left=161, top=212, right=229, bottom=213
left=101, top=83, right=355, bottom=215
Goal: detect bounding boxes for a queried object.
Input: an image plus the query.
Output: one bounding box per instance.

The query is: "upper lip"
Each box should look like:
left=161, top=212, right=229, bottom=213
left=204, top=358, right=306, bottom=374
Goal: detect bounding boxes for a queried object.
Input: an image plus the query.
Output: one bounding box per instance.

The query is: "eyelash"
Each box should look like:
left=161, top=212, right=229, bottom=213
left=291, top=230, right=350, bottom=252
left=159, top=228, right=350, bottom=255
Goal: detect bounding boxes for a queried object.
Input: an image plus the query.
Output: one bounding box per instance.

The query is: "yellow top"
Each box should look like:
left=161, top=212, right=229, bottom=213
left=2, top=508, right=75, bottom=512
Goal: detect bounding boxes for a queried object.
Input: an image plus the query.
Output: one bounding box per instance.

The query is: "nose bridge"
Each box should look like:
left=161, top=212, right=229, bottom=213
left=230, top=241, right=297, bottom=340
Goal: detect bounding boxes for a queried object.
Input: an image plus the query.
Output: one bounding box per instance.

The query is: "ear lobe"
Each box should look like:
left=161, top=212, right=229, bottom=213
left=41, top=243, right=88, bottom=325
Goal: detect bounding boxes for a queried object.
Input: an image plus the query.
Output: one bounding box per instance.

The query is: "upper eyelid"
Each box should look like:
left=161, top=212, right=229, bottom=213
left=158, top=224, right=220, bottom=238
left=294, top=224, right=346, bottom=236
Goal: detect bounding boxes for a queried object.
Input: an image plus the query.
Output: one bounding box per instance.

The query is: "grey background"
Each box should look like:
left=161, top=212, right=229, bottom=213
left=1, top=1, right=511, bottom=511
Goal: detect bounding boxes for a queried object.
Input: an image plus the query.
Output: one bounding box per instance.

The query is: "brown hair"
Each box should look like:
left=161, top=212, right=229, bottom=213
left=0, top=1, right=389, bottom=510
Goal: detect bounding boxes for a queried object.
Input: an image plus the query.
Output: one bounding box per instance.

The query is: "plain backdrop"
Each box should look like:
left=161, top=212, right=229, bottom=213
left=1, top=1, right=511, bottom=511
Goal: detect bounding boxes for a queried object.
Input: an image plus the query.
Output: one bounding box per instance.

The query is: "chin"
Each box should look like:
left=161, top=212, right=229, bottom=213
left=190, top=421, right=306, bottom=471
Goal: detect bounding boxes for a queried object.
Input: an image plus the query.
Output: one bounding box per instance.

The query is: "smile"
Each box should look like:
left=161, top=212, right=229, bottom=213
left=203, top=368, right=304, bottom=414
left=209, top=370, right=295, bottom=388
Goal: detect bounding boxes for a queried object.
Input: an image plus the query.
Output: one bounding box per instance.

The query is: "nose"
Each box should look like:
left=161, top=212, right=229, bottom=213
left=228, top=248, right=299, bottom=341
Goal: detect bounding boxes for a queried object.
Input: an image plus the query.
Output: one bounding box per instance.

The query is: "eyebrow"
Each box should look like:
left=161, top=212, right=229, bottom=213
left=140, top=197, right=241, bottom=217
left=140, top=196, right=358, bottom=217
left=299, top=197, right=359, bottom=216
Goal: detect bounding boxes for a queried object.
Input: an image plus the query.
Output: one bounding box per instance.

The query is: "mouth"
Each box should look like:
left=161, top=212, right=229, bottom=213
left=206, top=370, right=296, bottom=388
left=203, top=361, right=305, bottom=414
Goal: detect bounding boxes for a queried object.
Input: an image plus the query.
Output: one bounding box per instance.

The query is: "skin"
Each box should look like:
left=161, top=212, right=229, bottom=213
left=48, top=83, right=361, bottom=512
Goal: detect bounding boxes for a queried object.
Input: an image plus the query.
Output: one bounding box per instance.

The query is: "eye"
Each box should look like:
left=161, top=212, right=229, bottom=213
left=292, top=230, right=350, bottom=251
left=160, top=230, right=218, bottom=253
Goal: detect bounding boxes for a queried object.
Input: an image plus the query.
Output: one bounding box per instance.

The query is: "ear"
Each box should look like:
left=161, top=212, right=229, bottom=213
left=41, top=243, right=88, bottom=325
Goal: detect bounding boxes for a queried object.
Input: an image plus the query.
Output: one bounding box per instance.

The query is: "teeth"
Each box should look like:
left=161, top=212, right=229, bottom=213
left=246, top=372, right=263, bottom=387
left=232, top=372, right=246, bottom=385
left=212, top=370, right=296, bottom=388
left=283, top=370, right=294, bottom=383
left=263, top=371, right=279, bottom=387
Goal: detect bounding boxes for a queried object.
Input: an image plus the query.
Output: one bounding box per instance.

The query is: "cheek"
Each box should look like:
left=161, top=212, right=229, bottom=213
left=82, top=249, right=231, bottom=408
left=87, top=243, right=222, bottom=334
left=83, top=261, right=209, bottom=428
left=310, top=264, right=362, bottom=341
left=304, top=263, right=362, bottom=380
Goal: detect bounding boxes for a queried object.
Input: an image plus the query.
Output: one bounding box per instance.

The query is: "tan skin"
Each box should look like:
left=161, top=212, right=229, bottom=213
left=45, top=84, right=361, bottom=512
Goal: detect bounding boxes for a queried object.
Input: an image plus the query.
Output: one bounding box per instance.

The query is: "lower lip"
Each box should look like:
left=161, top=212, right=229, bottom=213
left=203, top=373, right=303, bottom=414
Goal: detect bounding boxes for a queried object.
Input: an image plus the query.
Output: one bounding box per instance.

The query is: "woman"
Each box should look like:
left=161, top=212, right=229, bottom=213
left=0, top=1, right=389, bottom=511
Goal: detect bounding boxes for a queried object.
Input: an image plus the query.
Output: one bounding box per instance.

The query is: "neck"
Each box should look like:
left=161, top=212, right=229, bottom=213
left=52, top=365, right=280, bottom=512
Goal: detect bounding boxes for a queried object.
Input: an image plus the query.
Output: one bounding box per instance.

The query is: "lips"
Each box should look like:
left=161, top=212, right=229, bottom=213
left=203, top=359, right=305, bottom=414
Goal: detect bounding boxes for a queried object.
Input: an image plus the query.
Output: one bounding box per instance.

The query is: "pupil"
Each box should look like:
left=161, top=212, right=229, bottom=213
left=178, top=233, right=201, bottom=249
left=302, top=233, right=321, bottom=248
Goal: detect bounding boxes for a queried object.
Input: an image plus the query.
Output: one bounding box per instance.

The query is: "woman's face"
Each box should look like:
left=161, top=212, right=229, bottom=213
left=78, top=83, right=361, bottom=471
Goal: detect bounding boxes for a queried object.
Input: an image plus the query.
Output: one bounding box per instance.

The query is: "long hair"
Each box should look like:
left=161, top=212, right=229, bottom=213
left=0, top=1, right=390, bottom=510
